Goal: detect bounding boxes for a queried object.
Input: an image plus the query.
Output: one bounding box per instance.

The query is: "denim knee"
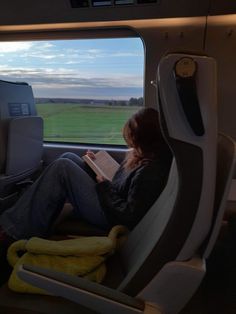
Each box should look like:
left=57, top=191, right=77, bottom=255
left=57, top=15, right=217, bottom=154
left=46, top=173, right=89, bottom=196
left=59, top=152, right=84, bottom=168
left=60, top=152, right=78, bottom=159
left=52, top=157, right=74, bottom=171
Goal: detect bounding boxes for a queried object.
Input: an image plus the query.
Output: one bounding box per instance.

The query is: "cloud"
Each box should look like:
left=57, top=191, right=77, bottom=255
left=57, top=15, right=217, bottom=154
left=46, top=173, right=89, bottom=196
left=0, top=41, right=143, bottom=72
left=0, top=66, right=143, bottom=99
left=108, top=52, right=143, bottom=58
left=40, top=43, right=55, bottom=49
left=65, top=61, right=84, bottom=65
left=21, top=52, right=64, bottom=60
left=63, top=49, right=142, bottom=60
left=0, top=66, right=142, bottom=86
left=0, top=41, right=57, bottom=60
left=25, top=54, right=57, bottom=59
left=0, top=42, right=34, bottom=53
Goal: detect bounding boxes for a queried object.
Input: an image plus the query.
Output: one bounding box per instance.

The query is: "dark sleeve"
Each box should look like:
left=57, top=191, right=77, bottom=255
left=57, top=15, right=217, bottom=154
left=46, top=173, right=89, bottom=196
left=96, top=165, right=169, bottom=229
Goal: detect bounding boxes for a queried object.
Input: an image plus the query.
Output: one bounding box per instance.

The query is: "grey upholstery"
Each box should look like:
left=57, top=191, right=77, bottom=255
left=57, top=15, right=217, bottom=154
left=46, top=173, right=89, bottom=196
left=6, top=117, right=43, bottom=176
left=0, top=80, right=43, bottom=211
left=0, top=53, right=228, bottom=314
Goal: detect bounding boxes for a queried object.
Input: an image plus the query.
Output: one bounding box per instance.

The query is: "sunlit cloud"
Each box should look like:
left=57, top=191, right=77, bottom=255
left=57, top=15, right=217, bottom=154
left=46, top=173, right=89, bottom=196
left=62, top=49, right=142, bottom=60
left=40, top=43, right=55, bottom=49
left=65, top=61, right=83, bottom=65
left=0, top=42, right=34, bottom=53
left=111, top=52, right=143, bottom=57
left=0, top=66, right=142, bottom=99
left=21, top=52, right=64, bottom=60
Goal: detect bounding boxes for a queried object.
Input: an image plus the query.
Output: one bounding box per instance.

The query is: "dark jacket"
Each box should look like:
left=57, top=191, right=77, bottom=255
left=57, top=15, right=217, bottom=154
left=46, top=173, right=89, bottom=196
left=96, top=152, right=172, bottom=230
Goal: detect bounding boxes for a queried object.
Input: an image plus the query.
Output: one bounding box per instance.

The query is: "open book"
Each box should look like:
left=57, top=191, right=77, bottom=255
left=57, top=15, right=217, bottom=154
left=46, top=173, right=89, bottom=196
left=82, top=150, right=120, bottom=181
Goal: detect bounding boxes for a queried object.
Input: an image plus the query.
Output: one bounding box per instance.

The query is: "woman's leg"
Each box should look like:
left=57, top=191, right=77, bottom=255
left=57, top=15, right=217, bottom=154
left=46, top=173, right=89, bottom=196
left=60, top=152, right=85, bottom=167
left=0, top=158, right=108, bottom=240
left=60, top=152, right=96, bottom=179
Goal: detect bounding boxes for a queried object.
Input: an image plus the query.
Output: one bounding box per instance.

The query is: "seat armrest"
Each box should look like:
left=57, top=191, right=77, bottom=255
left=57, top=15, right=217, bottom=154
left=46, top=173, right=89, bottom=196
left=18, top=264, right=144, bottom=314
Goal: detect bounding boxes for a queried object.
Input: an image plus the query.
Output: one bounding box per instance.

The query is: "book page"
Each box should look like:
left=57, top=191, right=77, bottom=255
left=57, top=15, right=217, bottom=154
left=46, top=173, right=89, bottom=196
left=83, top=151, right=120, bottom=181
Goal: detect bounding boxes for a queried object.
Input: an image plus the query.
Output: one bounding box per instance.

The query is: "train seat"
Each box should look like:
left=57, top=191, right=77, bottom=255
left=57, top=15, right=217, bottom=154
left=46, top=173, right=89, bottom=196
left=0, top=80, right=43, bottom=212
left=0, top=53, right=234, bottom=314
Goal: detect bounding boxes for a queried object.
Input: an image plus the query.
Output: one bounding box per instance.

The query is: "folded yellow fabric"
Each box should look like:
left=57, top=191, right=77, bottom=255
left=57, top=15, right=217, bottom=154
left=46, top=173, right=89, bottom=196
left=7, top=225, right=128, bottom=295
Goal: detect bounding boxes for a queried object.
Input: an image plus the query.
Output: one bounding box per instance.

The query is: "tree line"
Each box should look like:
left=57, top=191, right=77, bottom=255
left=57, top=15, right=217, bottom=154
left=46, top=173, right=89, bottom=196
left=35, top=97, right=144, bottom=106
left=108, top=97, right=143, bottom=106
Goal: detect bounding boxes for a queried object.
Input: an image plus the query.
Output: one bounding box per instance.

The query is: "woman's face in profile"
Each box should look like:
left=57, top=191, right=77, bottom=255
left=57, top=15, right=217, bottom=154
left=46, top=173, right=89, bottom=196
left=123, top=130, right=134, bottom=148
left=123, top=119, right=138, bottom=149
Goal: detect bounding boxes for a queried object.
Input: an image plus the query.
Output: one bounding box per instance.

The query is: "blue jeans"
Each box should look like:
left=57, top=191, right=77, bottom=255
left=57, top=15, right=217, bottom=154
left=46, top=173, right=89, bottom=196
left=0, top=153, right=109, bottom=239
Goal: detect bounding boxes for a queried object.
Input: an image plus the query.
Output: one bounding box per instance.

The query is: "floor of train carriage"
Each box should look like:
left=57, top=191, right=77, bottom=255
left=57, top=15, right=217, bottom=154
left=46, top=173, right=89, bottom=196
left=181, top=215, right=236, bottom=314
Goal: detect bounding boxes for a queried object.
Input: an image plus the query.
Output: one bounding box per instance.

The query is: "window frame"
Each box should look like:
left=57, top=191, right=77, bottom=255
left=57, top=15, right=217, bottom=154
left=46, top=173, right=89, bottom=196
left=0, top=27, right=145, bottom=147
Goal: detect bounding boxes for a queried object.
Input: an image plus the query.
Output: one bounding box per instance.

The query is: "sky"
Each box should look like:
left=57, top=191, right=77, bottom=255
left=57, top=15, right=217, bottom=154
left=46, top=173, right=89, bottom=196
left=0, top=38, right=144, bottom=100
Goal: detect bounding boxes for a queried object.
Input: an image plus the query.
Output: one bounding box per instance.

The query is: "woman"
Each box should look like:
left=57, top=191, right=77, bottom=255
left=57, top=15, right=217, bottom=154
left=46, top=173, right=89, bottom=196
left=0, top=107, right=172, bottom=241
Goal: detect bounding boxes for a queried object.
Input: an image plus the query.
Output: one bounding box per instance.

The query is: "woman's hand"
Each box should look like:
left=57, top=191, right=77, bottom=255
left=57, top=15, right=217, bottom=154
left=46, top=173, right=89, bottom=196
left=86, top=150, right=96, bottom=160
left=96, top=175, right=106, bottom=183
left=86, top=151, right=106, bottom=182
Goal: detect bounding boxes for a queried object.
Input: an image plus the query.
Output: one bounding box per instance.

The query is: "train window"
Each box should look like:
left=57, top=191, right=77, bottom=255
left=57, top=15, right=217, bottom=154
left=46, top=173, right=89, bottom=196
left=0, top=38, right=144, bottom=145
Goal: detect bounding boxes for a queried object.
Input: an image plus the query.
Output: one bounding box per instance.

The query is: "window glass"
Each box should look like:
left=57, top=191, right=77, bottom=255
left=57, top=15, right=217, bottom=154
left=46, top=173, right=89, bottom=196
left=0, top=38, right=144, bottom=145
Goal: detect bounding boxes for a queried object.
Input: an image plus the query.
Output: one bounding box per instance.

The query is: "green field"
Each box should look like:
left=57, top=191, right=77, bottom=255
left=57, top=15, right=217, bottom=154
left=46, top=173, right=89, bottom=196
left=36, top=103, right=141, bottom=145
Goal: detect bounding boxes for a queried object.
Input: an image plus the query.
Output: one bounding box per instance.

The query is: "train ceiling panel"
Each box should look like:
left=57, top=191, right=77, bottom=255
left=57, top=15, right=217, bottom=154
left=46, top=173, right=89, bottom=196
left=0, top=0, right=210, bottom=27
left=0, top=0, right=235, bottom=31
left=209, top=0, right=236, bottom=16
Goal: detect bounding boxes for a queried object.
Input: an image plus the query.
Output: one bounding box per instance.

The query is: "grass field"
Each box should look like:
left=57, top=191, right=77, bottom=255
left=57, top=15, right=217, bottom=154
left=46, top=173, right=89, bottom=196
left=36, top=103, right=141, bottom=145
